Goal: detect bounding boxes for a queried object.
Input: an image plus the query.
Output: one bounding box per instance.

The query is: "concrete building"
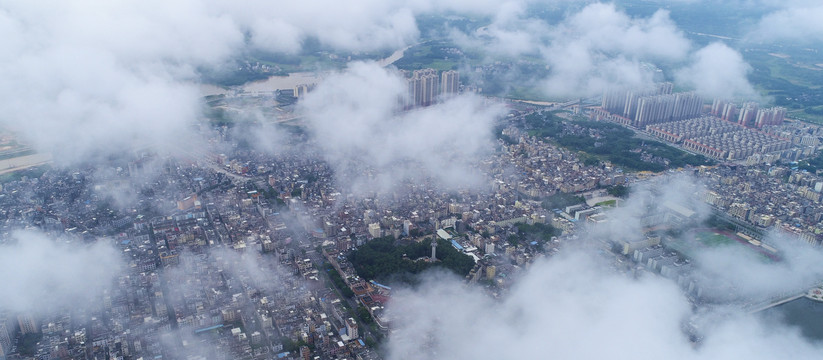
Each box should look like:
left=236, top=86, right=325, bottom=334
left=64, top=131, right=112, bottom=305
left=293, top=83, right=316, bottom=98
left=368, top=223, right=381, bottom=238
left=711, top=98, right=727, bottom=116
left=486, top=265, right=496, bottom=280
left=634, top=92, right=702, bottom=127
left=441, top=70, right=459, bottom=96
left=402, top=219, right=412, bottom=236
left=646, top=116, right=793, bottom=161
left=346, top=317, right=358, bottom=339
left=621, top=235, right=661, bottom=255
left=485, top=241, right=495, bottom=255
left=0, top=314, right=11, bottom=360
left=600, top=82, right=673, bottom=120
left=721, top=102, right=738, bottom=122
left=754, top=107, right=786, bottom=128
left=406, top=68, right=440, bottom=107
left=737, top=102, right=758, bottom=127
left=18, top=314, right=37, bottom=335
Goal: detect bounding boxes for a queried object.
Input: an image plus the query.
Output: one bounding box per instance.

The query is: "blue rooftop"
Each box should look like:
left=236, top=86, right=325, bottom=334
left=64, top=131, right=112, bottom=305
left=194, top=324, right=224, bottom=334
left=451, top=240, right=464, bottom=251
left=370, top=280, right=392, bottom=290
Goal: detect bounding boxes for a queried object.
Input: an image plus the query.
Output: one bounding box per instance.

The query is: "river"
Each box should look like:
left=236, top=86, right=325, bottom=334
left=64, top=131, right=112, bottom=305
left=0, top=153, right=52, bottom=175
left=199, top=45, right=411, bottom=96
left=377, top=44, right=412, bottom=67
left=762, top=296, right=823, bottom=342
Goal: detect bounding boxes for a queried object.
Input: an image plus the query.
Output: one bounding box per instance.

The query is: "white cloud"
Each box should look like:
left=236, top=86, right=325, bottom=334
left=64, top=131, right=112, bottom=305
left=0, top=0, right=532, bottom=166
left=300, top=61, right=504, bottom=195
left=749, top=5, right=823, bottom=43
left=0, top=0, right=242, bottom=163
left=446, top=2, right=695, bottom=97
left=387, top=254, right=694, bottom=359
left=539, top=4, right=693, bottom=96
left=675, top=42, right=758, bottom=100
left=0, top=230, right=123, bottom=314
left=385, top=174, right=823, bottom=360
left=0, top=0, right=761, bottom=165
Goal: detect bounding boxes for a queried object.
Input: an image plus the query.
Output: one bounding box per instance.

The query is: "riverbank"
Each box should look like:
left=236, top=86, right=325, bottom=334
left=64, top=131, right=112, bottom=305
left=200, top=45, right=412, bottom=97
left=0, top=153, right=52, bottom=175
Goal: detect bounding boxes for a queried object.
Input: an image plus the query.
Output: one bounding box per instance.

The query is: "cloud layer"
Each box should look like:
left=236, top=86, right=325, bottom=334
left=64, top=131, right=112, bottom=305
left=446, top=2, right=760, bottom=99
left=0, top=230, right=123, bottom=314
left=387, top=253, right=823, bottom=360
left=749, top=5, right=823, bottom=43
left=300, top=61, right=505, bottom=194
left=385, top=175, right=823, bottom=359
left=1, top=0, right=770, bottom=165
left=675, top=42, right=758, bottom=100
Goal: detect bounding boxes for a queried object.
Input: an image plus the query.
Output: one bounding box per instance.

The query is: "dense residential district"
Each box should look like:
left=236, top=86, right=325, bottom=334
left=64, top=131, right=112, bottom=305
left=3, top=79, right=823, bottom=360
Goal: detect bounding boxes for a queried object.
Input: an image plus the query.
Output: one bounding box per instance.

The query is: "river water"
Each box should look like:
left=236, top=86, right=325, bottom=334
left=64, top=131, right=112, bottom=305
left=199, top=46, right=410, bottom=96
left=0, top=153, right=52, bottom=175
left=762, top=296, right=823, bottom=342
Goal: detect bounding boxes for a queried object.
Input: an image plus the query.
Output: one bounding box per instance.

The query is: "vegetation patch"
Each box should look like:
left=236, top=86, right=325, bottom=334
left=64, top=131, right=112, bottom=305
left=348, top=236, right=475, bottom=284
left=797, top=150, right=823, bottom=173
left=524, top=112, right=713, bottom=172
left=541, top=192, right=585, bottom=210
left=506, top=222, right=559, bottom=247
left=595, top=199, right=617, bottom=207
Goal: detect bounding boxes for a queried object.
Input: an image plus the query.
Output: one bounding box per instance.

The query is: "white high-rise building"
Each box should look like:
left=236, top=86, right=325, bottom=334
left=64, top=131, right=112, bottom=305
left=634, top=92, right=702, bottom=127
left=721, top=103, right=738, bottom=122
left=368, top=223, right=381, bottom=238
left=738, top=102, right=758, bottom=127
left=18, top=314, right=38, bottom=335
left=441, top=70, right=459, bottom=95
left=601, top=82, right=673, bottom=119
left=406, top=68, right=440, bottom=107
left=346, top=318, right=358, bottom=339
left=754, top=107, right=786, bottom=128
left=402, top=220, right=412, bottom=236
left=484, top=241, right=495, bottom=255
left=0, top=314, right=12, bottom=360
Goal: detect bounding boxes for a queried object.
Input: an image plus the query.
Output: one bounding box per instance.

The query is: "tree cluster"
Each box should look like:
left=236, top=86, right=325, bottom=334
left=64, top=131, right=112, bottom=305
left=523, top=112, right=713, bottom=172
left=507, top=222, right=559, bottom=247
left=541, top=192, right=585, bottom=210
left=348, top=236, right=475, bottom=283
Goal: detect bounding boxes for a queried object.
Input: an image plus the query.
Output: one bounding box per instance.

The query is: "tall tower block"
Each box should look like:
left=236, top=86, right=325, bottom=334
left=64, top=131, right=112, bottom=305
left=431, top=237, right=438, bottom=261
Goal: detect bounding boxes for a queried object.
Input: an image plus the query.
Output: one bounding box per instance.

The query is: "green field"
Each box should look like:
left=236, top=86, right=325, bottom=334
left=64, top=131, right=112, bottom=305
left=664, top=229, right=741, bottom=259
left=595, top=199, right=617, bottom=207
left=664, top=229, right=775, bottom=262
left=744, top=49, right=823, bottom=125
left=693, top=230, right=736, bottom=248
left=524, top=111, right=713, bottom=172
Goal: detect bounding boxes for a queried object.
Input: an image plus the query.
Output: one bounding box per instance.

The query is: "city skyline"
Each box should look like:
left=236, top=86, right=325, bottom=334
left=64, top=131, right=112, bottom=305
left=3, top=1, right=823, bottom=359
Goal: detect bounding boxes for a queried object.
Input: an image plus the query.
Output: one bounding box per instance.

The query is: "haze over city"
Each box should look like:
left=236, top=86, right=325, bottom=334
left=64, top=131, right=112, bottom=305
left=2, top=1, right=823, bottom=359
